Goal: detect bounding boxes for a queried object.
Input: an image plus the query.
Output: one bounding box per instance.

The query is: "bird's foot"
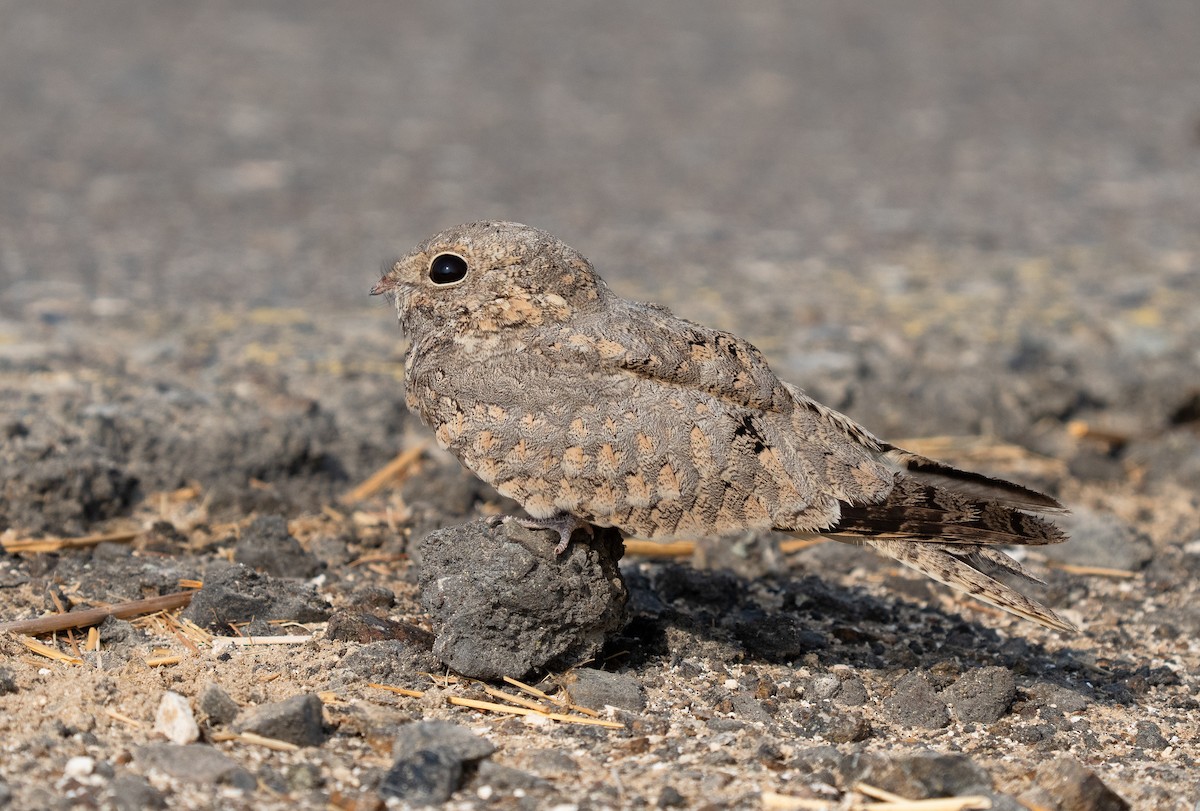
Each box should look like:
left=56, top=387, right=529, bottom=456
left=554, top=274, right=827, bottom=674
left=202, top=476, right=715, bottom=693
left=501, top=513, right=593, bottom=555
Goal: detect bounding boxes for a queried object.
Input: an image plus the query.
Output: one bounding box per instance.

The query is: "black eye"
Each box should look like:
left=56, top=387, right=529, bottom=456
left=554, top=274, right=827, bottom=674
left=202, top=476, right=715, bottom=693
left=428, top=253, right=468, bottom=285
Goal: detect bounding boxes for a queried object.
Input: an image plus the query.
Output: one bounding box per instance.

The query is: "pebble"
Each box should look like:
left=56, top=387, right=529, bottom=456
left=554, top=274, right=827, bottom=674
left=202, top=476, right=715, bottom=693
left=944, top=666, right=1016, bottom=724
left=108, top=774, right=166, bottom=811
left=134, top=743, right=256, bottom=790
left=234, top=693, right=327, bottom=747
left=417, top=520, right=628, bottom=679
left=393, top=720, right=496, bottom=762
left=1035, top=756, right=1129, bottom=810
left=382, top=721, right=497, bottom=804
left=562, top=668, right=646, bottom=712
left=846, top=750, right=992, bottom=798
left=198, top=683, right=240, bottom=726
left=0, top=667, right=16, bottom=695
left=379, top=749, right=462, bottom=805
left=154, top=691, right=200, bottom=745
left=883, top=670, right=949, bottom=729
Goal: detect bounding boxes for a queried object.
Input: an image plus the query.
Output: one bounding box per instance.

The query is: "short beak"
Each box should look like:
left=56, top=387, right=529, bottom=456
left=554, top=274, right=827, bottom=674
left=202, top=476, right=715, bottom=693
left=370, top=275, right=398, bottom=296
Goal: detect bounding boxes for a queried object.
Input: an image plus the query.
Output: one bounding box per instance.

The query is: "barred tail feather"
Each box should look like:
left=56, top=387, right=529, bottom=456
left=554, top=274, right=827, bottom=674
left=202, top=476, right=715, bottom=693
left=865, top=538, right=1076, bottom=632
left=786, top=473, right=1074, bottom=631
left=881, top=445, right=1067, bottom=513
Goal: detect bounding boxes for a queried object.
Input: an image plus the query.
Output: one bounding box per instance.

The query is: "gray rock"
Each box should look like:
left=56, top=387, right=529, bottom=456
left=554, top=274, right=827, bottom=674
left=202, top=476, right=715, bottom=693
left=392, top=721, right=496, bottom=763
left=134, top=743, right=256, bottom=790
left=1044, top=508, right=1154, bottom=571
left=1035, top=756, right=1129, bottom=811
left=792, top=707, right=871, bottom=743
left=1134, top=721, right=1169, bottom=750
left=234, top=694, right=327, bottom=747
left=0, top=667, right=16, bottom=695
left=417, top=520, right=628, bottom=679
left=945, top=666, right=1016, bottom=724
left=834, top=675, right=869, bottom=707
left=198, top=683, right=240, bottom=726
left=180, top=563, right=330, bottom=631
left=846, top=750, right=992, bottom=798
left=883, top=671, right=949, bottom=729
left=563, top=668, right=646, bottom=712
left=234, top=515, right=322, bottom=578
left=657, top=785, right=687, bottom=807
left=0, top=779, right=10, bottom=808
left=109, top=774, right=166, bottom=811
left=1026, top=682, right=1092, bottom=714
left=379, top=748, right=462, bottom=805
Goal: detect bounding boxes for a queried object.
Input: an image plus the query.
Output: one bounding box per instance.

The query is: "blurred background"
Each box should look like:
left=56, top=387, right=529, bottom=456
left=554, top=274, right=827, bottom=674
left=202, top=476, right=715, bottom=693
left=2, top=0, right=1198, bottom=442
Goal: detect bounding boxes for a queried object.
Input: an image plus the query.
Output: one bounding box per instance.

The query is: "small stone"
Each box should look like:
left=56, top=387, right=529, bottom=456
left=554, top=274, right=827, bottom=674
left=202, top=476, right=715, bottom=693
left=379, top=749, right=462, bottom=805
left=109, top=774, right=166, bottom=811
left=134, top=743, right=256, bottom=790
left=0, top=779, right=9, bottom=809
left=846, top=750, right=991, bottom=798
left=234, top=694, right=327, bottom=747
left=563, top=668, right=646, bottom=712
left=234, top=515, right=322, bottom=578
left=834, top=675, right=869, bottom=707
left=0, top=667, right=17, bottom=695
left=198, top=683, right=240, bottom=726
left=944, top=666, right=1016, bottom=724
left=180, top=563, right=330, bottom=631
left=1036, top=756, right=1129, bottom=811
left=154, top=691, right=200, bottom=744
left=883, top=671, right=949, bottom=729
left=1134, top=721, right=1169, bottom=750
left=63, top=756, right=96, bottom=781
left=392, top=721, right=496, bottom=762
left=657, top=785, right=687, bottom=807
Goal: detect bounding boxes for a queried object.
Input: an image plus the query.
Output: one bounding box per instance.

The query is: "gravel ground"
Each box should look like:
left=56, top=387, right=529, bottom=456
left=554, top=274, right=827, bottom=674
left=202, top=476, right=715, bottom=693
left=2, top=3, right=1199, bottom=809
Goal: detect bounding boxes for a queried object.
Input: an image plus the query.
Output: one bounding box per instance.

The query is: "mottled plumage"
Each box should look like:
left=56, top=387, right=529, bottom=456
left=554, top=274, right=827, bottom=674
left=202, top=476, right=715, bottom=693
left=373, top=221, right=1074, bottom=631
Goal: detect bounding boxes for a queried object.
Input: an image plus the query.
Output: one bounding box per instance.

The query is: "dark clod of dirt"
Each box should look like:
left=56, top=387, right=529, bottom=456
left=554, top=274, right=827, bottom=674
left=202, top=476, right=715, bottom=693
left=234, top=515, right=323, bottom=579
left=0, top=418, right=137, bottom=535
left=883, top=670, right=950, bottom=729
left=0, top=667, right=16, bottom=696
left=197, top=683, right=240, bottom=727
left=324, top=609, right=435, bottom=646
left=233, top=694, right=327, bottom=747
left=945, top=666, right=1017, bottom=724
left=1034, top=755, right=1130, bottom=810
left=562, top=668, right=646, bottom=712
left=134, top=743, right=256, bottom=790
left=0, top=778, right=9, bottom=808
left=417, top=520, right=628, bottom=679
left=381, top=721, right=496, bottom=805
left=180, top=563, right=330, bottom=631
